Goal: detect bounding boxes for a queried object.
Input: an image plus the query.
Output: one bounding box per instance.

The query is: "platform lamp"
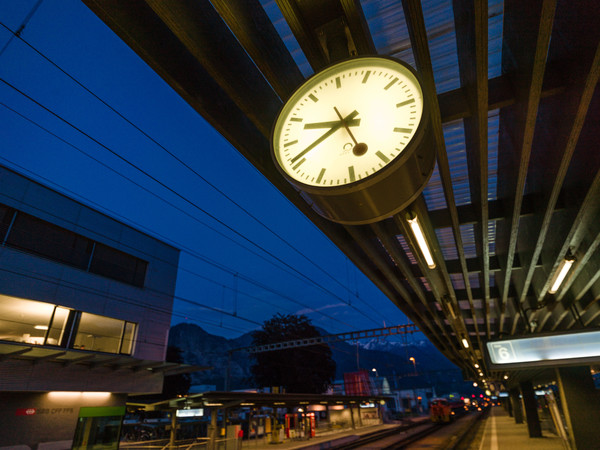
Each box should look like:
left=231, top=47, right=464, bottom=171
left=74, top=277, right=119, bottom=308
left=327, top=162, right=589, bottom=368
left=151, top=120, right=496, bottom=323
left=548, top=250, right=576, bottom=294
left=406, top=212, right=436, bottom=269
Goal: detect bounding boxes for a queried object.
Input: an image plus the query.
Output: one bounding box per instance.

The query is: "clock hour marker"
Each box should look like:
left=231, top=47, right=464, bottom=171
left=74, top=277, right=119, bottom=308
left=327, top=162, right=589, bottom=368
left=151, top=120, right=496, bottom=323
left=394, top=127, right=412, bottom=133
left=292, top=158, right=306, bottom=170
left=316, top=168, right=326, bottom=184
left=336, top=77, right=341, bottom=88
left=290, top=117, right=303, bottom=122
left=384, top=77, right=399, bottom=90
left=376, top=151, right=390, bottom=163
left=309, top=93, right=318, bottom=102
left=362, top=71, right=371, bottom=84
left=284, top=140, right=298, bottom=147
left=396, top=98, right=415, bottom=108
left=348, top=166, right=356, bottom=182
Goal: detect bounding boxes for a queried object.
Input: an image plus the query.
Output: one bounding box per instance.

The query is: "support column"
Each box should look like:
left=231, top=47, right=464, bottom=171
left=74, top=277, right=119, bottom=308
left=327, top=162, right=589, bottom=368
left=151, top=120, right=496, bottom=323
left=509, top=388, right=523, bottom=424
left=169, top=408, right=178, bottom=449
left=519, top=381, right=542, bottom=437
left=208, top=409, right=218, bottom=450
left=349, top=404, right=356, bottom=429
left=556, top=366, right=600, bottom=450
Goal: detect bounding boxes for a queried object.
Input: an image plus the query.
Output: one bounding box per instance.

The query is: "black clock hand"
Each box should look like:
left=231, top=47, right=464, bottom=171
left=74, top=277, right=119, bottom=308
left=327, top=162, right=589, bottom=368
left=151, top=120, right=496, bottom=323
left=304, top=118, right=361, bottom=129
left=333, top=107, right=368, bottom=156
left=291, top=110, right=359, bottom=163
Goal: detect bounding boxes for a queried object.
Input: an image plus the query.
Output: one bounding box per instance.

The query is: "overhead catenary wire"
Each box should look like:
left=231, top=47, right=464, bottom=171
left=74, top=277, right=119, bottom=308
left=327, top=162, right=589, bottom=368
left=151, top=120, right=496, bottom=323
left=0, top=265, right=258, bottom=340
left=0, top=0, right=43, bottom=58
left=0, top=173, right=360, bottom=335
left=0, top=156, right=366, bottom=334
left=0, top=92, right=374, bottom=331
left=0, top=20, right=388, bottom=325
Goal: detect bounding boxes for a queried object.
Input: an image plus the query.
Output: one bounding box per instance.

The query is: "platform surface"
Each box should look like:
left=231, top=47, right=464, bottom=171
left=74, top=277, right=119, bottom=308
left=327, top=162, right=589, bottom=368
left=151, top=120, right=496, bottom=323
left=469, top=406, right=566, bottom=450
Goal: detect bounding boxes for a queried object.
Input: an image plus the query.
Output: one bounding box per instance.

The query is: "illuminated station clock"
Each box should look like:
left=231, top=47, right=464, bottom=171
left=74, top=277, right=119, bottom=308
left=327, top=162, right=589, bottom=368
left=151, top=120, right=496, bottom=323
left=271, top=56, right=436, bottom=225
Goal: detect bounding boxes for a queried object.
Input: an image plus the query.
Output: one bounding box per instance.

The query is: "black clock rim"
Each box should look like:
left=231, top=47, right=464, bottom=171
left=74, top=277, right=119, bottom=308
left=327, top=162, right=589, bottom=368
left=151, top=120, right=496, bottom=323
left=269, top=55, right=432, bottom=195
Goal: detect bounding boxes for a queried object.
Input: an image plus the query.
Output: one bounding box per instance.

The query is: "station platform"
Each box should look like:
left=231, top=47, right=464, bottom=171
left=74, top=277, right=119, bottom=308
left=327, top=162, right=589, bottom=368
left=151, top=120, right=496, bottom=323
left=469, top=406, right=566, bottom=450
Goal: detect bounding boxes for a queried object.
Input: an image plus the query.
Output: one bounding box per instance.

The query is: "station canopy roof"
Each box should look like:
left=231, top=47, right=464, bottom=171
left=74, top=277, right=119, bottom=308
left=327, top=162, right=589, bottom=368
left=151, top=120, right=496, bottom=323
left=82, top=0, right=600, bottom=388
left=129, top=391, right=390, bottom=411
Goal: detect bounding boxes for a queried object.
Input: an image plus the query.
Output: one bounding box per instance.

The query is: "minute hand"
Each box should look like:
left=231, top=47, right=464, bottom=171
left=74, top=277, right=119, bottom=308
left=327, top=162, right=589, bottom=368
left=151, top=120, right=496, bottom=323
left=290, top=110, right=359, bottom=163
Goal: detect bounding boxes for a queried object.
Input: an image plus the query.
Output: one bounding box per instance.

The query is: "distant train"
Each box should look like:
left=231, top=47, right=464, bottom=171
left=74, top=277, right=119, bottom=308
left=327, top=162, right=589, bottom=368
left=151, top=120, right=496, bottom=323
left=430, top=398, right=467, bottom=423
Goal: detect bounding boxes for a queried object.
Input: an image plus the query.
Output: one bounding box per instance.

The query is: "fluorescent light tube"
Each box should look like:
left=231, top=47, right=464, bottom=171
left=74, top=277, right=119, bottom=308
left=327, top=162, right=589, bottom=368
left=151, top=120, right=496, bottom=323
left=548, top=256, right=575, bottom=294
left=407, top=214, right=436, bottom=268
left=462, top=338, right=470, bottom=348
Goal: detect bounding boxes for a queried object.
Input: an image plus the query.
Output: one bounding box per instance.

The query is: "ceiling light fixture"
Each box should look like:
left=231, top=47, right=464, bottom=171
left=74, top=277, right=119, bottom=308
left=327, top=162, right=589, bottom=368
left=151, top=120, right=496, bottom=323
left=407, top=213, right=436, bottom=268
left=548, top=251, right=575, bottom=294
left=461, top=337, right=470, bottom=348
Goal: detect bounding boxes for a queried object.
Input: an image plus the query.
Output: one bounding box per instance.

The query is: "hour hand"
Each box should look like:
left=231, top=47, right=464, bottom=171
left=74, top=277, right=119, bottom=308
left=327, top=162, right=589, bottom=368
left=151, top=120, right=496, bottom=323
left=304, top=118, right=361, bottom=129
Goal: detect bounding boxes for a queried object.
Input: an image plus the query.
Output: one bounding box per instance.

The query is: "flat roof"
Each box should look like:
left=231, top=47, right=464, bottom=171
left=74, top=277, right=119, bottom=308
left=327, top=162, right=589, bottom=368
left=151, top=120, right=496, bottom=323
left=129, top=391, right=391, bottom=411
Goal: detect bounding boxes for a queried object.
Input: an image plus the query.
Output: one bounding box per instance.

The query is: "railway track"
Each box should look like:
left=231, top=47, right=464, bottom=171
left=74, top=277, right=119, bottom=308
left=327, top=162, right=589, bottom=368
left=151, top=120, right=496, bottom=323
left=332, top=411, right=485, bottom=449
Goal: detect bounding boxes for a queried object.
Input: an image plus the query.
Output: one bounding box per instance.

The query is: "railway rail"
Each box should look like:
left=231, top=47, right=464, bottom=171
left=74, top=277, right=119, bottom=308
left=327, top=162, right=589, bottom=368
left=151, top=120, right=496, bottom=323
left=330, top=410, right=486, bottom=449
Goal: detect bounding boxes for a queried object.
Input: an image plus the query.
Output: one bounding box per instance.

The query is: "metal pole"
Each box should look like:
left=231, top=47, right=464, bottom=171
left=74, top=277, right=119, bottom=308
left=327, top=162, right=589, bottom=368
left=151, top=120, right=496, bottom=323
left=225, top=351, right=232, bottom=391
left=169, top=408, right=177, bottom=449
left=209, top=409, right=218, bottom=450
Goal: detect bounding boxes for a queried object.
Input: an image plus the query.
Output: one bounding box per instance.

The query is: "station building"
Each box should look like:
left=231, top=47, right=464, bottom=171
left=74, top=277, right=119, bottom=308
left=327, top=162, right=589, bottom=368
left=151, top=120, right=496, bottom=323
left=0, top=166, right=181, bottom=449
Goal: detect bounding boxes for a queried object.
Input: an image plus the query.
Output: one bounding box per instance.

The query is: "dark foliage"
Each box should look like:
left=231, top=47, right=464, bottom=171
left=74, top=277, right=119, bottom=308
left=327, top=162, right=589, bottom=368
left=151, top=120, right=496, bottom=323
left=162, top=345, right=191, bottom=397
left=250, top=314, right=336, bottom=393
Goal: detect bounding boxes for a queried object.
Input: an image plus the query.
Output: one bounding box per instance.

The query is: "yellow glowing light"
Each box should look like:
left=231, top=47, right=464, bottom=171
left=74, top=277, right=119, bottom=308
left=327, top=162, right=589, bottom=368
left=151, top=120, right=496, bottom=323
left=549, top=256, right=575, bottom=294
left=407, top=215, right=435, bottom=268
left=47, top=391, right=111, bottom=399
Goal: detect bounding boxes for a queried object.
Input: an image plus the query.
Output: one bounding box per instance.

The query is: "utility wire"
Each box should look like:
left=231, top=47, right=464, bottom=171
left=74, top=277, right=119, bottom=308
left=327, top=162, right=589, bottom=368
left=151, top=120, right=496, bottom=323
left=0, top=21, right=387, bottom=325
left=0, top=93, right=365, bottom=330
left=0, top=176, right=354, bottom=334
left=0, top=0, right=43, bottom=58
left=0, top=265, right=257, bottom=337
left=0, top=155, right=361, bottom=334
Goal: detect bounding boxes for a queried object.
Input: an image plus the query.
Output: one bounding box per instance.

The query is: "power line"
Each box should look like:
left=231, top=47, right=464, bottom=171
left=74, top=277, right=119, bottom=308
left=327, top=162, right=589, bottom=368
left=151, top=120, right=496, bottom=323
left=0, top=262, right=259, bottom=331
left=0, top=0, right=43, bottom=58
left=0, top=94, right=373, bottom=330
left=0, top=157, right=364, bottom=334
left=0, top=85, right=373, bottom=327
left=0, top=21, right=388, bottom=325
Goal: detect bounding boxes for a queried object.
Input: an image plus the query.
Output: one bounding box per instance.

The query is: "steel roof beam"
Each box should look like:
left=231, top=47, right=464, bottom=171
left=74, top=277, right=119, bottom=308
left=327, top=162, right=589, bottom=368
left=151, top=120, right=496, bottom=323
left=209, top=0, right=305, bottom=100
left=495, top=0, right=556, bottom=335
left=347, top=223, right=460, bottom=360
left=392, top=198, right=469, bottom=368
left=402, top=0, right=478, bottom=363
left=372, top=220, right=461, bottom=360
left=510, top=0, right=600, bottom=334
left=453, top=0, right=490, bottom=339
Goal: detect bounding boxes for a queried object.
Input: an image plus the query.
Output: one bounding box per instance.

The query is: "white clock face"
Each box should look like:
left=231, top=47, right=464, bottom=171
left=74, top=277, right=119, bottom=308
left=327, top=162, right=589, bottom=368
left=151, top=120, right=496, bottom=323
left=272, top=57, right=424, bottom=188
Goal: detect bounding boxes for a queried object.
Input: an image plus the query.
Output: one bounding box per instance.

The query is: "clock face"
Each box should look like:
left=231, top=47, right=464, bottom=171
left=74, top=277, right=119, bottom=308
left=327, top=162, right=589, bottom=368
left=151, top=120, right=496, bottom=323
left=272, top=56, right=425, bottom=188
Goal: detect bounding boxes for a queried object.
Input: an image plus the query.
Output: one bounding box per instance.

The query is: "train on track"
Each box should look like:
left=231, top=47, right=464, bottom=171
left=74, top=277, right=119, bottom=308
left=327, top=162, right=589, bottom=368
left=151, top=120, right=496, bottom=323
left=429, top=398, right=467, bottom=423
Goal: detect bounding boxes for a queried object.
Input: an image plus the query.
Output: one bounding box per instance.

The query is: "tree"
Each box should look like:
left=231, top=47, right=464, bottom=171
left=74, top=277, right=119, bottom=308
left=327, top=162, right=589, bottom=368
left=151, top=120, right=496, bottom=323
left=162, top=345, right=191, bottom=397
left=250, top=314, right=336, bottom=393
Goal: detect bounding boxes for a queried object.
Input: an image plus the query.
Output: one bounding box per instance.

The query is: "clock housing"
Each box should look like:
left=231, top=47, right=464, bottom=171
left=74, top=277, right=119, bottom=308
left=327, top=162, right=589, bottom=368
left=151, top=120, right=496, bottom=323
left=271, top=56, right=436, bottom=225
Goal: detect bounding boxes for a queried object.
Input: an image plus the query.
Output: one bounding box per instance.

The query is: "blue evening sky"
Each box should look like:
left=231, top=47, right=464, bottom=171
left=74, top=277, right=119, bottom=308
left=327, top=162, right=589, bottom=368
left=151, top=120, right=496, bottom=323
left=0, top=0, right=412, bottom=340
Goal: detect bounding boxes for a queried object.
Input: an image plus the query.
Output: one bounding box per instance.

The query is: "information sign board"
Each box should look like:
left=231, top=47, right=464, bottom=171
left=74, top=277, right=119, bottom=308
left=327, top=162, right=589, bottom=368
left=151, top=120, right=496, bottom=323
left=485, top=330, right=600, bottom=369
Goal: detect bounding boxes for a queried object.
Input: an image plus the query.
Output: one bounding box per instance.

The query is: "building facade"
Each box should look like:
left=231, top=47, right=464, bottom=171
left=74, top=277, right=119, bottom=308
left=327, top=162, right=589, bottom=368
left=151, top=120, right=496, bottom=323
left=0, top=166, right=180, bottom=449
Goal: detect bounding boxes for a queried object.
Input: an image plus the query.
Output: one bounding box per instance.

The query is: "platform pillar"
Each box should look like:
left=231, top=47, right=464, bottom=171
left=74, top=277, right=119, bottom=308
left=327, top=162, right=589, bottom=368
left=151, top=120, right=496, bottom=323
left=519, top=380, right=542, bottom=437
left=509, top=388, right=523, bottom=424
left=169, top=408, right=178, bottom=449
left=208, top=409, right=218, bottom=450
left=556, top=366, right=600, bottom=450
